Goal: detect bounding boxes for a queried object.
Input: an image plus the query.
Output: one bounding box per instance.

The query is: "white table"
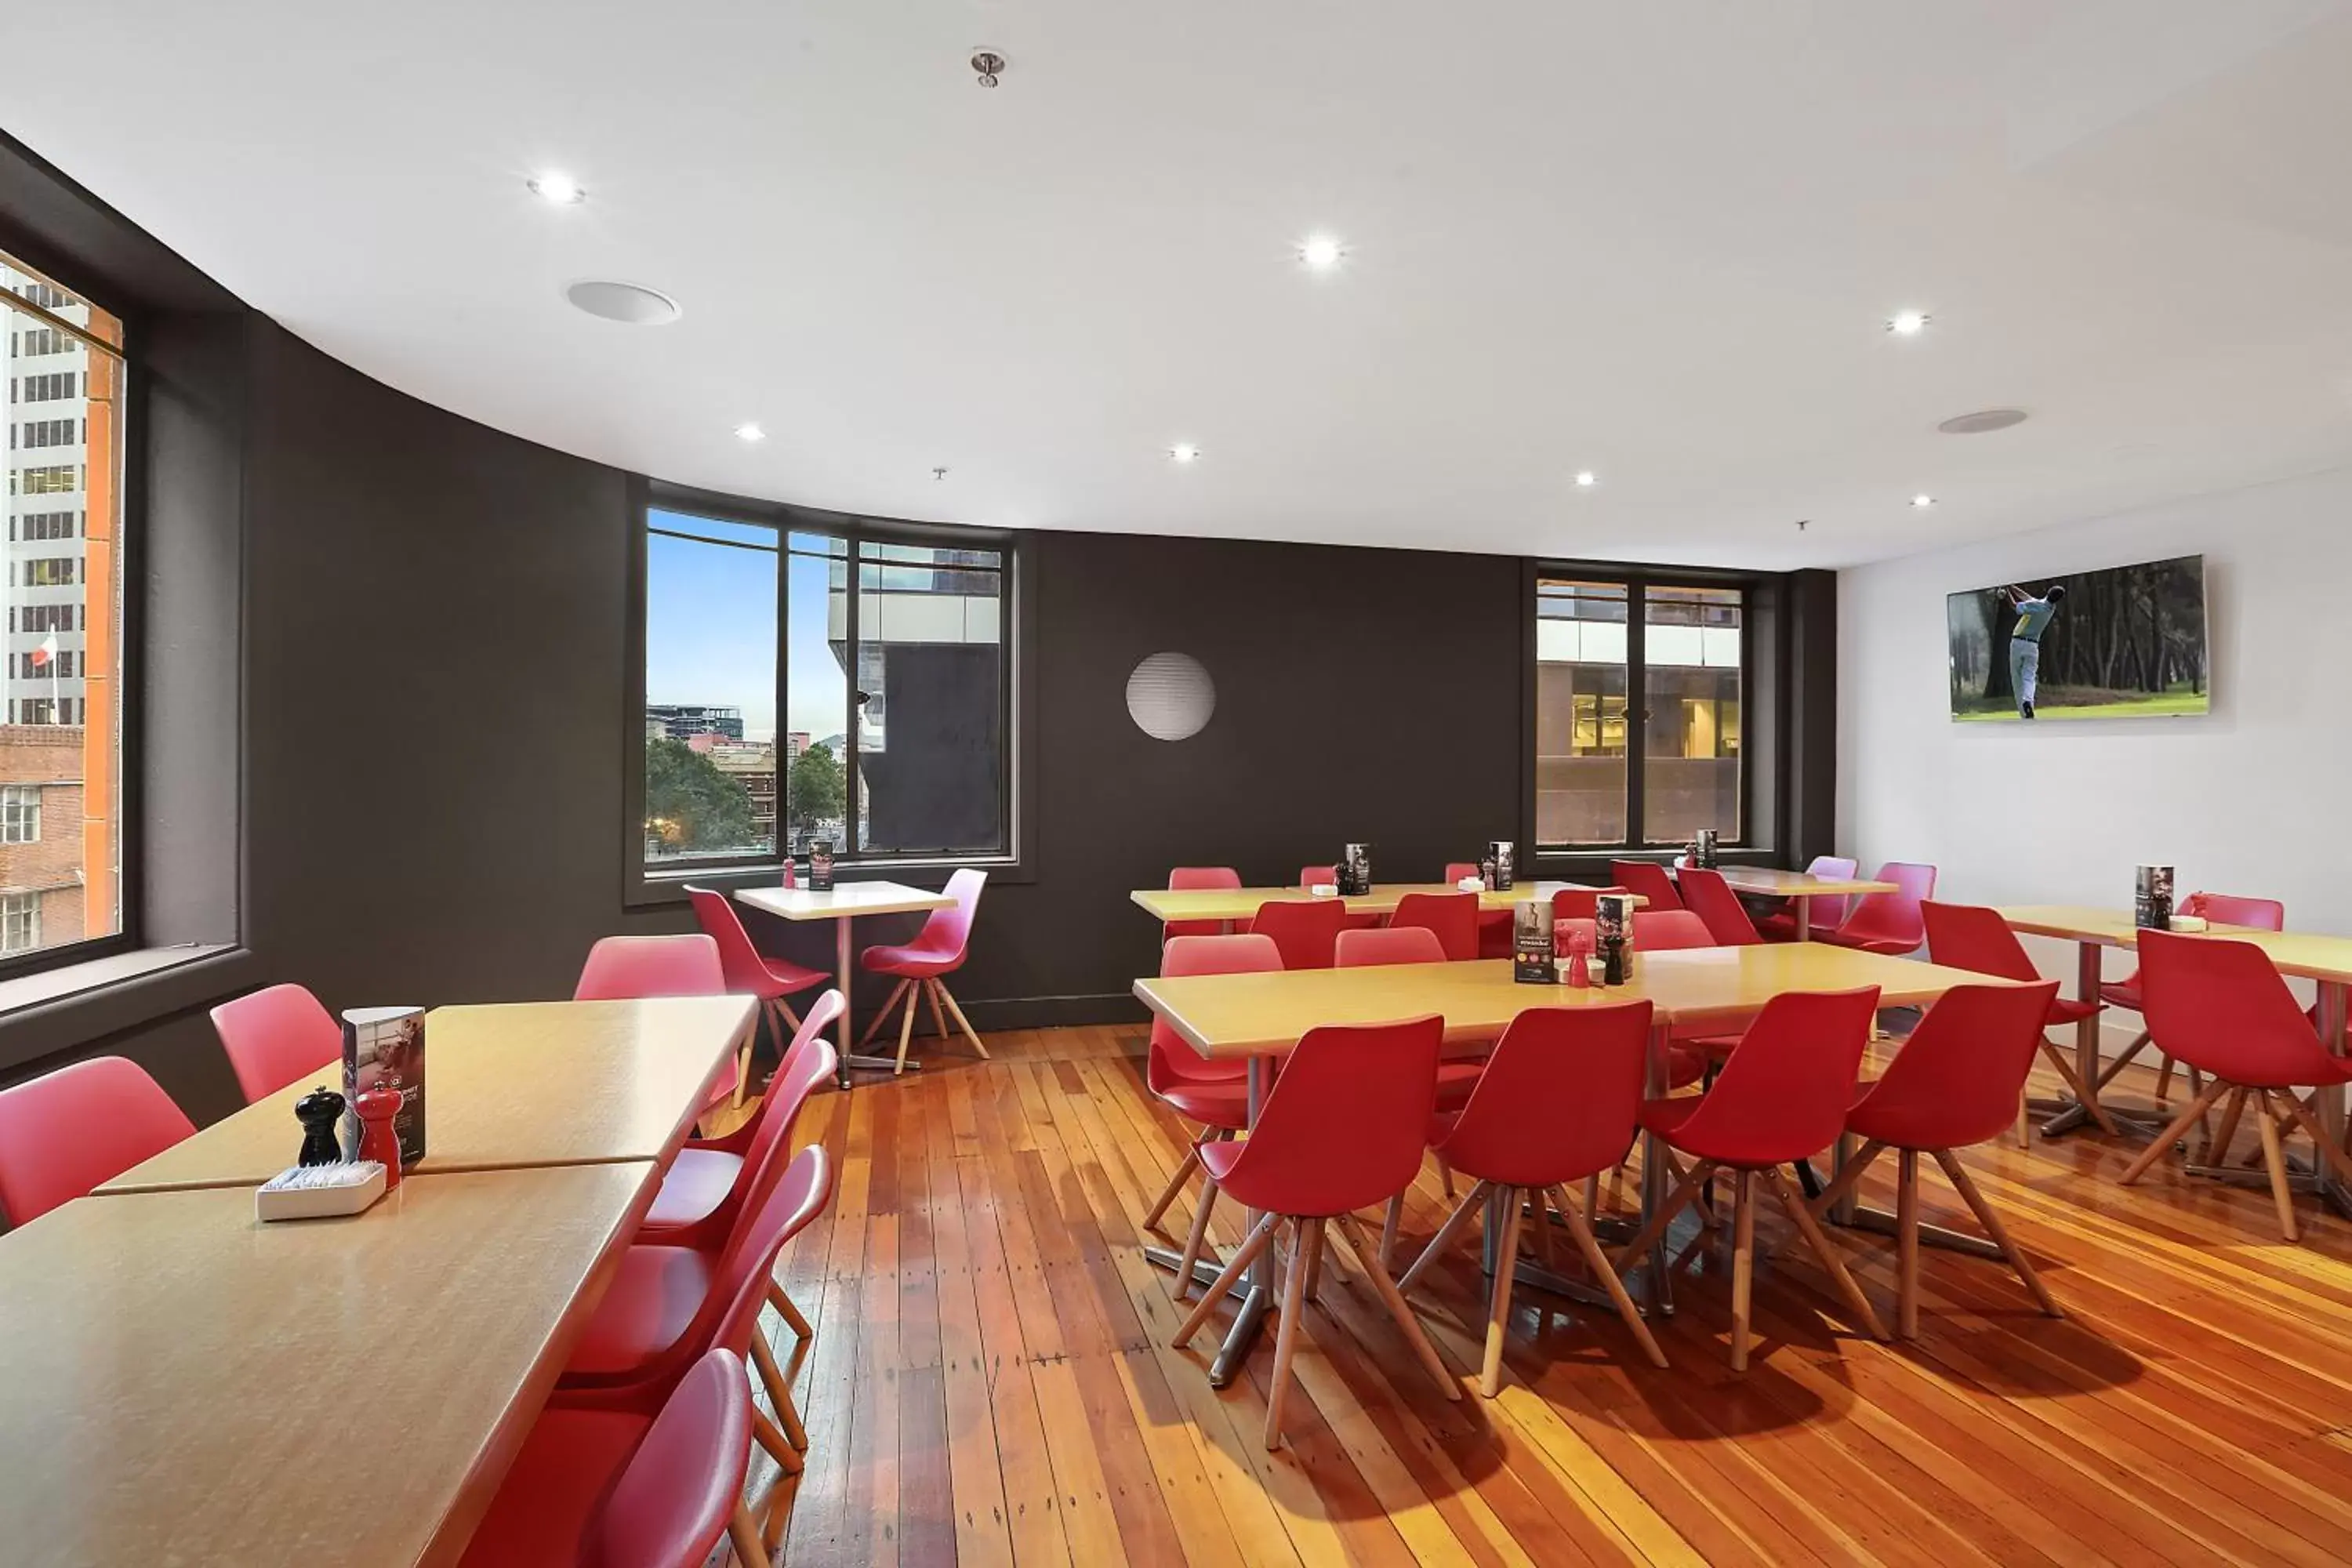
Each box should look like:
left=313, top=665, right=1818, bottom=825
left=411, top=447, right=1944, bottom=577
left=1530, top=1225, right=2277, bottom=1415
left=737, top=881, right=954, bottom=1086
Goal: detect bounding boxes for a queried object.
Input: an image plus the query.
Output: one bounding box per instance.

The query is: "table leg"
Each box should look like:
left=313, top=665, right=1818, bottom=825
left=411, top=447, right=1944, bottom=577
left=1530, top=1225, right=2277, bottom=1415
left=833, top=914, right=920, bottom=1083
left=2318, top=982, right=2352, bottom=1221
left=1637, top=1019, right=1675, bottom=1318
left=1823, top=1127, right=2002, bottom=1258
left=1207, top=1058, right=1276, bottom=1387
left=1794, top=900, right=1811, bottom=942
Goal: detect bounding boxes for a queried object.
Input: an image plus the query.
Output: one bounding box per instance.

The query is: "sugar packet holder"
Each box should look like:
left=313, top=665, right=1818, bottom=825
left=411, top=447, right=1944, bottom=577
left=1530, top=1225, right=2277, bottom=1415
left=256, top=1161, right=388, bottom=1222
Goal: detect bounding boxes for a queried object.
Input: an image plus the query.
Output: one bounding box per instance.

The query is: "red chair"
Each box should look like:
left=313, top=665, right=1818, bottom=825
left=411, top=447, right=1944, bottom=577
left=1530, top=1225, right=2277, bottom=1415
left=1140, top=935, right=1282, bottom=1243
left=1553, top=909, right=1717, bottom=954
left=1755, top=855, right=1860, bottom=942
left=1298, top=864, right=1338, bottom=888
left=1171, top=1016, right=1462, bottom=1446
left=576, top=931, right=755, bottom=1112
left=1614, top=988, right=1890, bottom=1369
left=458, top=1348, right=765, bottom=1568
left=687, top=884, right=830, bottom=1085
left=1251, top=897, right=1348, bottom=971
left=1334, top=927, right=1485, bottom=1116
left=1384, top=892, right=1481, bottom=963
left=2121, top=931, right=2352, bottom=1240
left=1396, top=1002, right=1668, bottom=1392
left=1921, top=902, right=2118, bottom=1140
left=1807, top=981, right=2063, bottom=1337
left=1677, top=868, right=1761, bottom=946
left=858, top=868, right=989, bottom=1074
left=1817, top=862, right=1936, bottom=955
left=1165, top=866, right=1245, bottom=941
left=0, top=1057, right=195, bottom=1225
left=1609, top=860, right=1685, bottom=912
left=1446, top=861, right=1514, bottom=959
left=211, top=983, right=341, bottom=1104
left=2096, top=891, right=2285, bottom=1108
left=1551, top=885, right=1628, bottom=921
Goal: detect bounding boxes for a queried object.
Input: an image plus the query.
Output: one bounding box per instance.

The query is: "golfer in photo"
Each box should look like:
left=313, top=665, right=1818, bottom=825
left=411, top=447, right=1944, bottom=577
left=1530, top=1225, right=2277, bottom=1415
left=2002, top=583, right=2066, bottom=718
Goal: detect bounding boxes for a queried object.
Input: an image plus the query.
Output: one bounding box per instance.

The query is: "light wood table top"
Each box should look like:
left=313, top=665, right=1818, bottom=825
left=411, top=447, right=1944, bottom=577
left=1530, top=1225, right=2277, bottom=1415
left=1131, top=880, right=1639, bottom=924
left=2000, top=905, right=2352, bottom=985
left=1135, top=944, right=2012, bottom=1059
left=0, top=1163, right=657, bottom=1568
left=1694, top=866, right=1898, bottom=899
left=97, top=996, right=753, bottom=1196
left=737, top=880, right=954, bottom=920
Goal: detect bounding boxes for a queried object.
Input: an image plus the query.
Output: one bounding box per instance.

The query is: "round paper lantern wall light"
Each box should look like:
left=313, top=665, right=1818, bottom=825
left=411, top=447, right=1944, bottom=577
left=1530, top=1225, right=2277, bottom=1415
left=1126, top=652, right=1216, bottom=742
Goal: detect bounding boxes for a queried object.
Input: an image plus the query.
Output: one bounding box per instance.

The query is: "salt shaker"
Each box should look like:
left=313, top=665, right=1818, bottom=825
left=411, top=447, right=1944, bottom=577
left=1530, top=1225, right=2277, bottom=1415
left=1565, top=931, right=1592, bottom=989
left=354, top=1087, right=405, bottom=1189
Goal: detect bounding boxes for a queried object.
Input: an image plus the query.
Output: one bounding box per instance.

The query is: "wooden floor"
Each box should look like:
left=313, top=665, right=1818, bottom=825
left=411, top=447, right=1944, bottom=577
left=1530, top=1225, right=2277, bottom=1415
left=735, top=1023, right=2352, bottom=1566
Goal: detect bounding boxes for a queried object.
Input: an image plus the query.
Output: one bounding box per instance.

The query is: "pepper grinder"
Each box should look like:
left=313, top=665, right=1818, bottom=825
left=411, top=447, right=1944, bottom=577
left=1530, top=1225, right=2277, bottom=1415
left=294, top=1087, right=347, bottom=1167
left=354, top=1087, right=405, bottom=1189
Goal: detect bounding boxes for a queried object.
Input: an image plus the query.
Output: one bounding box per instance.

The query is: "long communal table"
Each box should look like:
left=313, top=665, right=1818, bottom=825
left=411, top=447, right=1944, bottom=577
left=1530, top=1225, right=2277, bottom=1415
left=1134, top=944, right=2008, bottom=1385
left=0, top=994, right=756, bottom=1568
left=1690, top=866, right=1896, bottom=939
left=2000, top=905, right=2352, bottom=1215
left=1130, top=880, right=1635, bottom=928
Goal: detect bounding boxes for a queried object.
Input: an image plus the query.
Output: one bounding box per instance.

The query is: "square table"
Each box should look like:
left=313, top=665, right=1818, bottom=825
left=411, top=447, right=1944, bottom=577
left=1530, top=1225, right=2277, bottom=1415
left=738, top=880, right=955, bottom=1085
left=1130, top=880, right=1638, bottom=931
left=96, top=996, right=755, bottom=1196
left=2000, top=905, right=2352, bottom=1214
left=1134, top=943, right=2006, bottom=1384
left=1685, top=866, right=1897, bottom=939
left=0, top=1163, right=657, bottom=1568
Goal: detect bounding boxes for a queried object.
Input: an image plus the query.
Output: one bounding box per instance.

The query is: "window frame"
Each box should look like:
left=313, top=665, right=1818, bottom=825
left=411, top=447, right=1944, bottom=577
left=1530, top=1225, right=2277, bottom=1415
left=0, top=247, right=140, bottom=981
left=623, top=477, right=1034, bottom=906
left=1526, top=561, right=1764, bottom=862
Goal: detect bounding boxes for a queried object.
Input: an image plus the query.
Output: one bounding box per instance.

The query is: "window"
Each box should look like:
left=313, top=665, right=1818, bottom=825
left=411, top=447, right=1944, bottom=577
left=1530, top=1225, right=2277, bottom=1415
left=638, top=497, right=1014, bottom=875
left=2, top=248, right=125, bottom=964
left=2, top=892, right=39, bottom=953
left=2, top=785, right=37, bottom=843
left=1535, top=575, right=1745, bottom=851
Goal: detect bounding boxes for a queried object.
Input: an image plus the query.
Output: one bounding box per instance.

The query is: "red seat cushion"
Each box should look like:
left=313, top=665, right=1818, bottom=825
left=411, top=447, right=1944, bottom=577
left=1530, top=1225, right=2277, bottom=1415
left=2047, top=996, right=2100, bottom=1028
left=1162, top=1080, right=1251, bottom=1129
left=1818, top=931, right=1918, bottom=956
left=641, top=1149, right=742, bottom=1232
left=861, top=943, right=962, bottom=978
left=760, top=955, right=827, bottom=995
left=456, top=1407, right=648, bottom=1566
left=1435, top=1060, right=1483, bottom=1111
left=1842, top=1078, right=1966, bottom=1152
left=563, top=1247, right=711, bottom=1381
left=2098, top=981, right=2143, bottom=1014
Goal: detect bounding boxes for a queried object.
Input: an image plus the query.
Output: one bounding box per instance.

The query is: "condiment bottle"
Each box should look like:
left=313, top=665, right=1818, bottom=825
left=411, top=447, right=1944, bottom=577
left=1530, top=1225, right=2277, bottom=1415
left=354, top=1087, right=405, bottom=1189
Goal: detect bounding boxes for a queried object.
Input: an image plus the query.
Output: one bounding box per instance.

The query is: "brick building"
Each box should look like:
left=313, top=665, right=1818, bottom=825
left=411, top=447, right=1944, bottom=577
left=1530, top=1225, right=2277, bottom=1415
left=0, top=722, right=85, bottom=953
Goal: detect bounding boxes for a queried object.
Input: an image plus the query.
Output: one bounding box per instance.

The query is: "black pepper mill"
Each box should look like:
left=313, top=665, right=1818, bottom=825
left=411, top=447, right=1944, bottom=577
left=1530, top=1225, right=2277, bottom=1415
left=295, top=1087, right=347, bottom=1167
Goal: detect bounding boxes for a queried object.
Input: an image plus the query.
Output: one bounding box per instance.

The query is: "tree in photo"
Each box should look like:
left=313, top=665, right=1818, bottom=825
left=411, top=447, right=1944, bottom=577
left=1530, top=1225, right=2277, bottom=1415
left=645, top=738, right=757, bottom=851
left=787, top=741, right=846, bottom=832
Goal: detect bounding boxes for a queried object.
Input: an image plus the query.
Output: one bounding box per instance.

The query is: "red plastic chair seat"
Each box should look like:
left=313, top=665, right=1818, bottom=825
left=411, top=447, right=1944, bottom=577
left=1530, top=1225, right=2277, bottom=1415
left=1163, top=1080, right=1252, bottom=1128
left=2099, top=981, right=2143, bottom=1013
left=1843, top=1079, right=1970, bottom=1151
left=1753, top=909, right=1804, bottom=941
left=1436, top=1060, right=1483, bottom=1109
left=643, top=1149, right=742, bottom=1232
left=565, top=1246, right=712, bottom=1379
left=1638, top=1094, right=1704, bottom=1142
left=861, top=942, right=961, bottom=978
left=1818, top=931, right=1919, bottom=956
left=456, top=1406, right=645, bottom=1566
left=2047, top=995, right=2100, bottom=1028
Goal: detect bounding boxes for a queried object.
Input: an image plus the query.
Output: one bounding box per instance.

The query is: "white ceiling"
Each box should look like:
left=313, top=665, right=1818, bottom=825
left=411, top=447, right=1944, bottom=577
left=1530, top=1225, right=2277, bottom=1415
left=15, top=0, right=2352, bottom=568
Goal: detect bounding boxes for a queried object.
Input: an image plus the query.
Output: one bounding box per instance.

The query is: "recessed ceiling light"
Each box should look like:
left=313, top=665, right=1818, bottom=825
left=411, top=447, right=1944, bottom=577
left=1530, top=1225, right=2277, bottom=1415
left=735, top=423, right=766, bottom=443
left=528, top=171, right=586, bottom=205
left=1887, top=310, right=1930, bottom=336
left=1299, top=234, right=1345, bottom=271
left=564, top=279, right=681, bottom=325
left=1911, top=493, right=1936, bottom=508
left=1574, top=470, right=1598, bottom=488
left=1168, top=443, right=1201, bottom=464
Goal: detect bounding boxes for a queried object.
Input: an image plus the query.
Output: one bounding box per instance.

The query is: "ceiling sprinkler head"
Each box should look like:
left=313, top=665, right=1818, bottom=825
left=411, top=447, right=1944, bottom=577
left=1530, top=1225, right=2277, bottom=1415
left=971, top=50, right=1005, bottom=87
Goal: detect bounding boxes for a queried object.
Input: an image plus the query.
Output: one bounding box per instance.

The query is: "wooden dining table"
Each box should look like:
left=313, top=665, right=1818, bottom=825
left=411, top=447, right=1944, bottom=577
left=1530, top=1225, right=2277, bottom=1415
left=737, top=880, right=953, bottom=1086
left=1, top=993, right=756, bottom=1566
left=2000, top=906, right=2352, bottom=1216
left=1131, top=879, right=1639, bottom=929
left=1134, top=943, right=2008, bottom=1385
left=1684, top=866, right=1896, bottom=939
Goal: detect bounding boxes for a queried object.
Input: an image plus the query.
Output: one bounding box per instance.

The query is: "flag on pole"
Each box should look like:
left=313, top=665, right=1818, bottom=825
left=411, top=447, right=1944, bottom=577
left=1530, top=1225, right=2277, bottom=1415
left=27, top=634, right=56, bottom=669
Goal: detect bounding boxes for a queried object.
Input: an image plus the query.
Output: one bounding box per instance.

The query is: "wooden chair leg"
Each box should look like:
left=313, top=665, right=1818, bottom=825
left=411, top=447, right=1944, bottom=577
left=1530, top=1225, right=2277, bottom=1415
left=1762, top=1167, right=1889, bottom=1341
left=855, top=980, right=912, bottom=1049
left=774, top=993, right=804, bottom=1034
left=2154, top=1052, right=2177, bottom=1106
left=1804, top=1139, right=1886, bottom=1221
left=1302, top=1218, right=1327, bottom=1304
left=769, top=1281, right=813, bottom=1340
left=2037, top=1040, right=2119, bottom=1136
left=1729, top=1171, right=1756, bottom=1371
left=934, top=981, right=991, bottom=1059
left=2205, top=1086, right=2249, bottom=1168
left=1527, top=1187, right=1559, bottom=1272
left=1895, top=1149, right=1920, bottom=1340
left=1552, top=1185, right=1667, bottom=1369
left=2256, top=1091, right=2300, bottom=1242
left=2117, top=1080, right=2231, bottom=1184
left=2187, top=1065, right=2211, bottom=1144
left=1264, top=1218, right=1316, bottom=1449
left=1610, top=1158, right=1715, bottom=1273
left=2271, top=1092, right=2352, bottom=1190
left=728, top=1503, right=776, bottom=1568
left=922, top=978, right=953, bottom=1041
left=747, top=1330, right=811, bottom=1452
left=1173, top=1174, right=1221, bottom=1301
left=894, top=979, right=920, bottom=1075
left=1932, top=1148, right=2058, bottom=1316
left=1479, top=1189, right=1526, bottom=1397
left=1379, top=1193, right=1403, bottom=1273
left=2092, top=1030, right=2153, bottom=1092
left=753, top=1406, right=804, bottom=1473
left=1583, top=1173, right=1602, bottom=1219
left=1437, top=1153, right=1457, bottom=1200
left=2016, top=1086, right=2030, bottom=1149
left=734, top=1026, right=757, bottom=1109
left=1331, top=1213, right=1461, bottom=1400
left=1174, top=1211, right=1279, bottom=1347
left=1142, top=1142, right=1203, bottom=1232
left=1397, top=1180, right=1493, bottom=1295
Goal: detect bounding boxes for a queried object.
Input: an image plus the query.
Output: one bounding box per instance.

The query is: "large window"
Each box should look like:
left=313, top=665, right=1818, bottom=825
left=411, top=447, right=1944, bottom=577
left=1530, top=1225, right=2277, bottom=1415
left=1, top=251, right=123, bottom=966
left=1536, top=575, right=1744, bottom=851
left=640, top=498, right=1013, bottom=875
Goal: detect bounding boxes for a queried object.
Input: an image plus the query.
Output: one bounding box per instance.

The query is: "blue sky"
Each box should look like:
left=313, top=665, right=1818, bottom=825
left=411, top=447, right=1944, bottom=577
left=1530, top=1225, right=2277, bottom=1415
left=645, top=510, right=847, bottom=744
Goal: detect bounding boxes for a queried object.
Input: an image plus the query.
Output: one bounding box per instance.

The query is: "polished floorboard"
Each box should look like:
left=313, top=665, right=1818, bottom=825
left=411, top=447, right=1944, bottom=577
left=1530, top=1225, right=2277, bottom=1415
left=737, top=1022, right=2352, bottom=1566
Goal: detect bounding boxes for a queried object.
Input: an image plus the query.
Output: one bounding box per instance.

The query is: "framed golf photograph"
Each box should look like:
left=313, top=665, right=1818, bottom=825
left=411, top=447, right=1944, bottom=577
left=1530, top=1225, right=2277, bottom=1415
left=1945, top=554, right=2209, bottom=723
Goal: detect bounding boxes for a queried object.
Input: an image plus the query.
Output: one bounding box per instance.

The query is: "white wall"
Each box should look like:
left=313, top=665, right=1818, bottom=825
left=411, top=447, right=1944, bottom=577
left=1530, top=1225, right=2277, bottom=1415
left=1838, top=461, right=2352, bottom=1014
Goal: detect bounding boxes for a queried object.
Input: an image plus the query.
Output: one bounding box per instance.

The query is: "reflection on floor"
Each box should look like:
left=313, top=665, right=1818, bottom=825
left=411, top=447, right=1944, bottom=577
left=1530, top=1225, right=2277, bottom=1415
left=735, top=1022, right=2352, bottom=1566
